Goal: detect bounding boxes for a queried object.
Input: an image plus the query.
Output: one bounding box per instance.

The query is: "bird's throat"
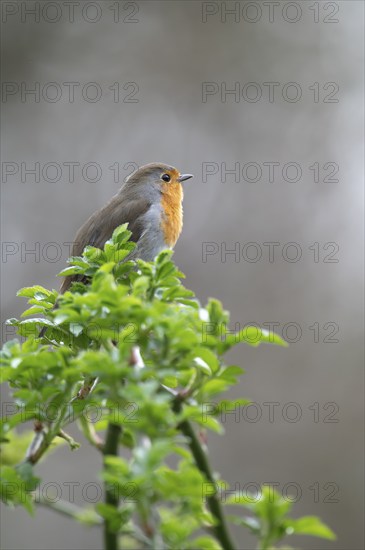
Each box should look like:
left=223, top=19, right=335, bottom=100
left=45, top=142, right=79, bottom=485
left=160, top=183, right=183, bottom=247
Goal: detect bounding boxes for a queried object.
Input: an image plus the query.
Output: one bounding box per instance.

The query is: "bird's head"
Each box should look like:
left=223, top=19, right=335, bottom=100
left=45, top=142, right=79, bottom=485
left=125, top=163, right=193, bottom=195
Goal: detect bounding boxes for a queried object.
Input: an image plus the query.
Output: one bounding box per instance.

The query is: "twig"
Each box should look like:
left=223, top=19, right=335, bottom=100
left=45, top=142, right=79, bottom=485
left=24, top=377, right=99, bottom=465
left=57, top=429, right=80, bottom=450
left=173, top=396, right=236, bottom=550
left=70, top=377, right=99, bottom=403
left=101, top=342, right=143, bottom=550
left=37, top=495, right=102, bottom=524
left=78, top=416, right=104, bottom=449
left=25, top=424, right=48, bottom=464
left=102, top=422, right=122, bottom=550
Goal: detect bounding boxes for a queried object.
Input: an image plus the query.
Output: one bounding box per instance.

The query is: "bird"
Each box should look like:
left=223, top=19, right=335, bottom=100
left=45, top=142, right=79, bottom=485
left=60, top=162, right=193, bottom=293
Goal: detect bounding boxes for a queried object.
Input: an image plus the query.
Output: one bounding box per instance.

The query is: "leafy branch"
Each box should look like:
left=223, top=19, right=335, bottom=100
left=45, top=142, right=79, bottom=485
left=0, top=225, right=335, bottom=549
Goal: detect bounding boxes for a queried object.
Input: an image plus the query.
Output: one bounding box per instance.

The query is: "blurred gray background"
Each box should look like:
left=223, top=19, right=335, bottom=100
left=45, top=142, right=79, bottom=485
left=1, top=1, right=363, bottom=549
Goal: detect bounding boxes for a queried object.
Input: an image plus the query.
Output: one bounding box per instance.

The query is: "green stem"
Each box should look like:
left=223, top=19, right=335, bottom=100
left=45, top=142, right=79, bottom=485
left=24, top=377, right=99, bottom=466
left=37, top=496, right=101, bottom=524
left=57, top=429, right=81, bottom=450
left=78, top=415, right=104, bottom=450
left=102, top=422, right=122, bottom=550
left=174, top=399, right=236, bottom=550
left=25, top=386, right=74, bottom=465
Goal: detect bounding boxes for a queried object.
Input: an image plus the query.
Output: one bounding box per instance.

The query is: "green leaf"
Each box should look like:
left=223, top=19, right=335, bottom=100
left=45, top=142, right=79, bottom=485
left=187, top=536, right=222, bottom=549
left=0, top=464, right=39, bottom=514
left=83, top=246, right=105, bottom=263
left=69, top=323, right=84, bottom=337
left=110, top=223, right=133, bottom=245
left=17, top=286, right=52, bottom=299
left=180, top=406, right=224, bottom=434
left=192, top=347, right=220, bottom=374
left=96, top=503, right=132, bottom=533
left=206, top=298, right=229, bottom=326
left=228, top=514, right=261, bottom=534
left=199, top=379, right=231, bottom=397
left=218, top=365, right=244, bottom=383
left=233, top=326, right=288, bottom=347
left=0, top=430, right=34, bottom=465
left=285, top=516, right=336, bottom=540
left=58, top=266, right=85, bottom=277
left=132, top=276, right=150, bottom=295
left=21, top=306, right=47, bottom=318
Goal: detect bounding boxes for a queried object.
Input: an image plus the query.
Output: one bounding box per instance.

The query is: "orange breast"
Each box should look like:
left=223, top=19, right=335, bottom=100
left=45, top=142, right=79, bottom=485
left=160, top=182, right=183, bottom=247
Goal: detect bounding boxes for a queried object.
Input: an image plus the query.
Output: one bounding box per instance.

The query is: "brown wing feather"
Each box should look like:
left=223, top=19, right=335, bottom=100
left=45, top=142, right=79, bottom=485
left=60, top=196, right=151, bottom=293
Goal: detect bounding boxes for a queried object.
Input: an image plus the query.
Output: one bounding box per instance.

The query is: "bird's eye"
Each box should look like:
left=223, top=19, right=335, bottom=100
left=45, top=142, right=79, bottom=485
left=161, top=173, right=171, bottom=182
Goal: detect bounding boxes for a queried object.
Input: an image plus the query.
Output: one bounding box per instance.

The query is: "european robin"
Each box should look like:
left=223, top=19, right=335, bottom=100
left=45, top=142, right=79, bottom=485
left=60, top=162, right=193, bottom=293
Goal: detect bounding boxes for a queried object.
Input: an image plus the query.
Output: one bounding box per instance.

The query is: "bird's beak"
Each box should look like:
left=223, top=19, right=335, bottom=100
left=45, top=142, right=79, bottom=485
left=178, top=173, right=194, bottom=182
